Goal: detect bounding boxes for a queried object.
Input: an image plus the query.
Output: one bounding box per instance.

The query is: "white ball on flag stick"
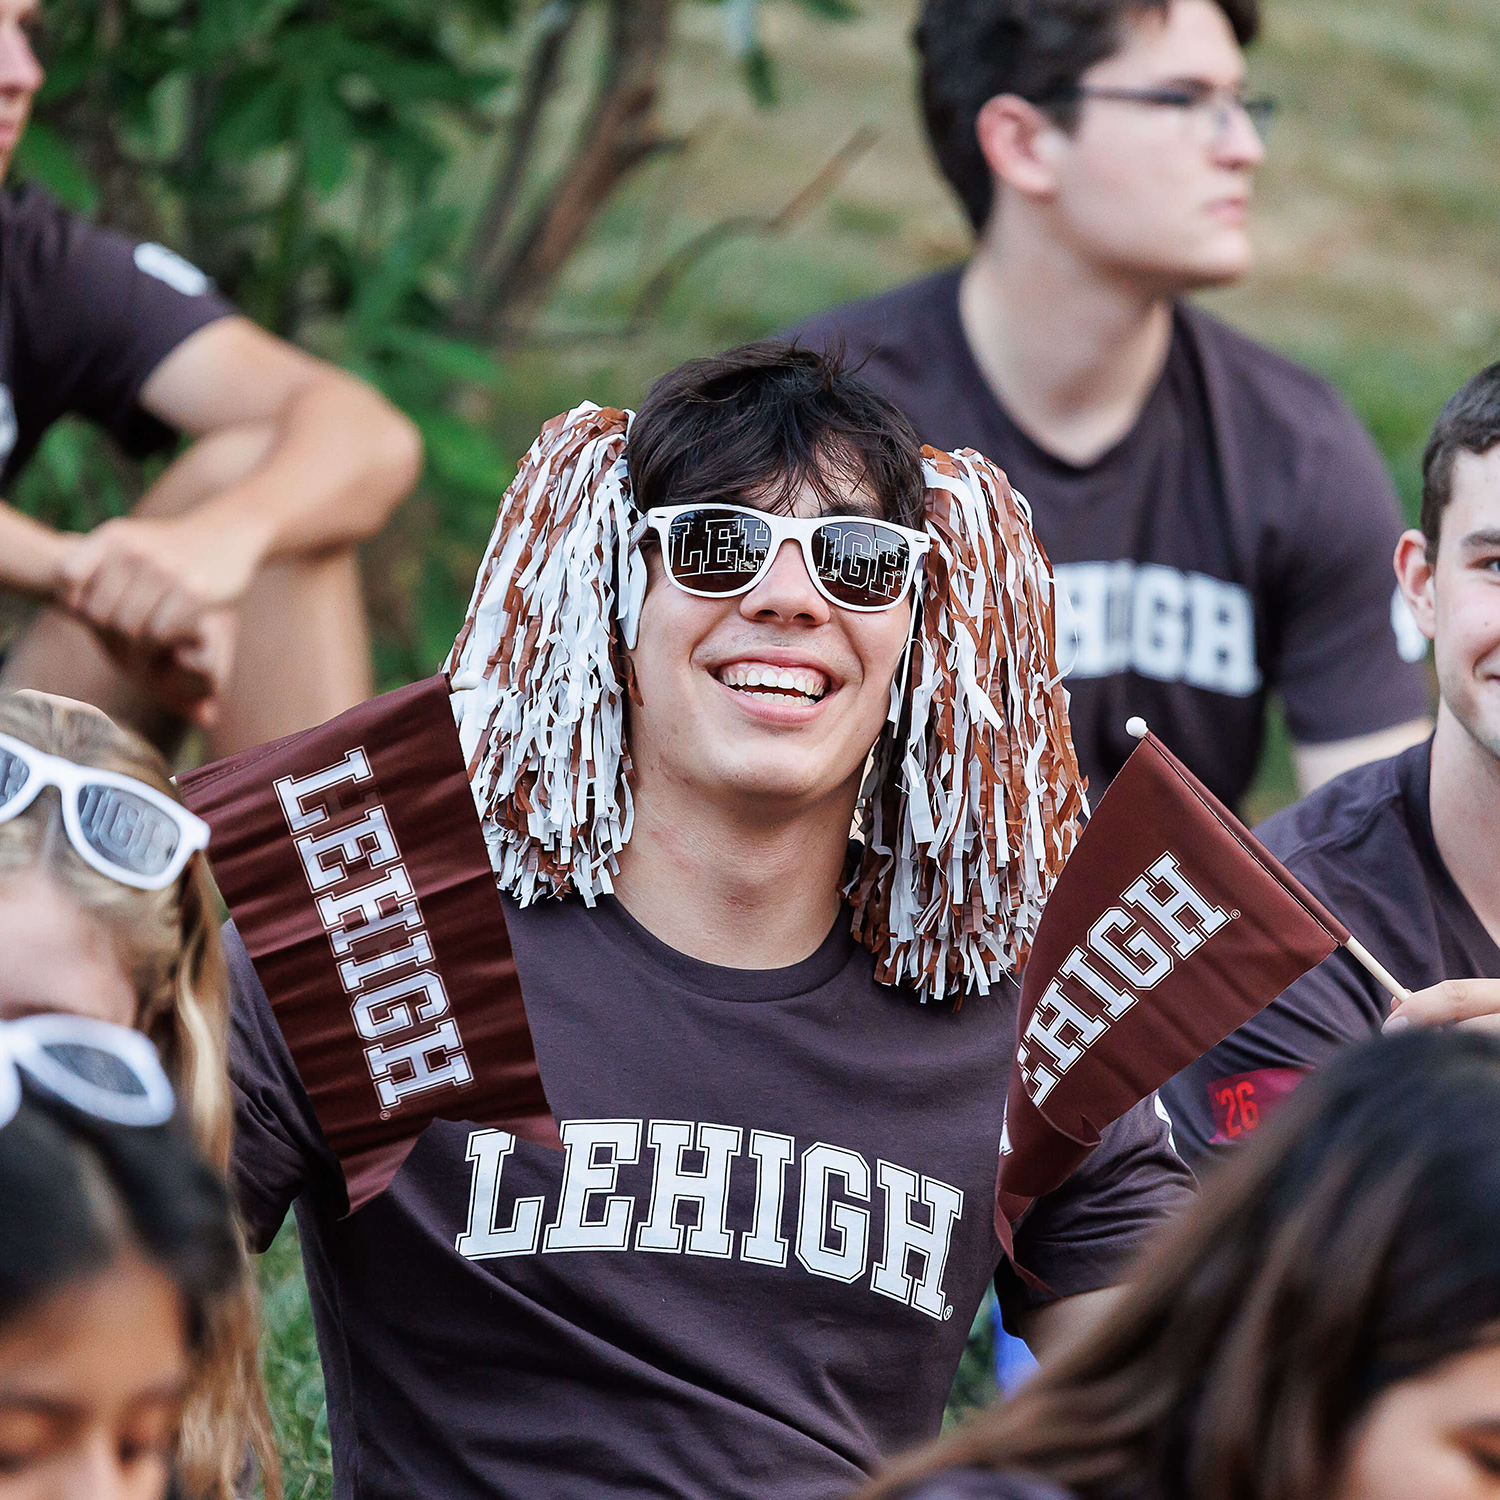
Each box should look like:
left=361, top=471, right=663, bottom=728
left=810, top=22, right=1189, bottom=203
left=1126, top=717, right=1150, bottom=739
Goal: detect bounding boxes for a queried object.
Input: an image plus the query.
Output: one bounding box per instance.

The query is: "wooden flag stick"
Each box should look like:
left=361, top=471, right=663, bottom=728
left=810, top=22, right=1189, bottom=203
left=1345, top=935, right=1413, bottom=1004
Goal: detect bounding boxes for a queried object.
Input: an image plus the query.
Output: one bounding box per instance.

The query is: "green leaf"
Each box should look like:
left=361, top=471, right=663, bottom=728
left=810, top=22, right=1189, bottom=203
left=10, top=122, right=97, bottom=212
left=742, top=44, right=776, bottom=107
left=418, top=416, right=511, bottom=497
left=372, top=328, right=502, bottom=385
left=207, top=71, right=292, bottom=156
left=792, top=0, right=859, bottom=20
left=298, top=76, right=354, bottom=195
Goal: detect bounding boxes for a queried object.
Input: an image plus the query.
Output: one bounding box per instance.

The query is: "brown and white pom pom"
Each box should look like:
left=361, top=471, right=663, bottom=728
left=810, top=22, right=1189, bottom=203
left=447, top=402, right=641, bottom=905
left=846, top=448, right=1086, bottom=1001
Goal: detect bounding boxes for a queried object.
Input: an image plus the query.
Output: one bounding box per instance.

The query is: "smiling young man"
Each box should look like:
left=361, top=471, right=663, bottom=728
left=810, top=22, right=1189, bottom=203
left=226, top=344, right=1193, bottom=1499
left=793, top=0, right=1430, bottom=809
left=0, top=0, right=421, bottom=753
left=1161, top=363, right=1500, bottom=1170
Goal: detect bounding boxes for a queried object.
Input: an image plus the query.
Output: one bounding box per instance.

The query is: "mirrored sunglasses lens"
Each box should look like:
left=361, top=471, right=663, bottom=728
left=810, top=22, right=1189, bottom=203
left=38, top=1041, right=148, bottom=1101
left=811, top=522, right=912, bottom=608
left=76, top=785, right=182, bottom=879
left=0, top=747, right=31, bottom=809
left=666, top=509, right=772, bottom=595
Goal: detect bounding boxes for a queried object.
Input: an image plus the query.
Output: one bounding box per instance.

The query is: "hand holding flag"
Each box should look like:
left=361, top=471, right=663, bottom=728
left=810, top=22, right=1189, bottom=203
left=180, top=674, right=558, bottom=1213
left=996, top=720, right=1356, bottom=1242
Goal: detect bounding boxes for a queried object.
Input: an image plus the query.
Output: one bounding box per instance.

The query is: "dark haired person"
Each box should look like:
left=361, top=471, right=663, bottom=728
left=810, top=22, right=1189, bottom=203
left=1161, top=363, right=1500, bottom=1171
left=226, top=343, right=1192, bottom=1499
left=0, top=1012, right=242, bottom=1499
left=792, top=0, right=1430, bottom=808
left=858, top=1029, right=1500, bottom=1500
left=0, top=0, right=421, bottom=754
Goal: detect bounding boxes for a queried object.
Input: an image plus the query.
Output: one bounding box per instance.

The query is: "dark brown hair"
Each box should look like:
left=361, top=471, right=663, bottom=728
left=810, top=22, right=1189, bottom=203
left=626, top=341, right=927, bottom=528
left=1421, top=361, right=1500, bottom=557
left=863, top=1029, right=1500, bottom=1500
left=916, top=0, right=1261, bottom=232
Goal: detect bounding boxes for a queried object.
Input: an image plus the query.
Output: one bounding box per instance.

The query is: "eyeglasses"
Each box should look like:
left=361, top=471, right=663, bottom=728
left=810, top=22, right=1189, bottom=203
left=0, top=733, right=209, bottom=891
left=0, top=1013, right=176, bottom=1130
left=1040, top=82, right=1276, bottom=145
left=639, top=504, right=931, bottom=613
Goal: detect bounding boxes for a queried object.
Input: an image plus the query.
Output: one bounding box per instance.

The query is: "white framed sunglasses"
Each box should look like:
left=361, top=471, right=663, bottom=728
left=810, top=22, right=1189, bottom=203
left=0, top=732, right=209, bottom=891
left=640, top=503, right=931, bottom=613
left=0, top=1013, right=176, bottom=1130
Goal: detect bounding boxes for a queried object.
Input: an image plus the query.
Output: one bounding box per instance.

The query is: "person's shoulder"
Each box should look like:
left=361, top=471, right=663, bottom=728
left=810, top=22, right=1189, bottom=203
left=1254, top=745, right=1423, bottom=886
left=897, top=1468, right=1079, bottom=1500
left=0, top=181, right=78, bottom=259
left=788, top=267, right=964, bottom=357
left=1177, top=303, right=1367, bottom=441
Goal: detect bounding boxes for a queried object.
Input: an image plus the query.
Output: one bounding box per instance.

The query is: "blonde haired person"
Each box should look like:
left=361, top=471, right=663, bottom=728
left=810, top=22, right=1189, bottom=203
left=0, top=688, right=280, bottom=1500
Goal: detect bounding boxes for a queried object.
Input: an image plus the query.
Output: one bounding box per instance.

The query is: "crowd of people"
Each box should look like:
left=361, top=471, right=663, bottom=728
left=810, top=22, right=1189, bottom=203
left=1, top=0, right=1497, bottom=1495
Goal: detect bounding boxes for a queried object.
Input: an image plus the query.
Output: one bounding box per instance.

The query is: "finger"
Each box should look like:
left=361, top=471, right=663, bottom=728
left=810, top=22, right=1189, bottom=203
left=1456, top=1014, right=1500, bottom=1036
left=144, top=588, right=208, bottom=648
left=55, top=535, right=109, bottom=608
left=108, top=573, right=176, bottom=641
left=74, top=556, right=139, bottom=628
left=1383, top=978, right=1500, bottom=1031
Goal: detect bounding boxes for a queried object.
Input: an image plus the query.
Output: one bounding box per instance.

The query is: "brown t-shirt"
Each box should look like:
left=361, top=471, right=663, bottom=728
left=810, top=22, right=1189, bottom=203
left=228, top=892, right=1192, bottom=1500
left=0, top=185, right=232, bottom=485
left=791, top=271, right=1430, bottom=809
left=1159, top=741, right=1500, bottom=1172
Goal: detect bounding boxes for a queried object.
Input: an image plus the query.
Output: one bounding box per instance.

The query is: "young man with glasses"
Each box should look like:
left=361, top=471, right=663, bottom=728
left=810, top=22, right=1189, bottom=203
left=794, top=0, right=1431, bottom=811
left=225, top=344, right=1193, bottom=1500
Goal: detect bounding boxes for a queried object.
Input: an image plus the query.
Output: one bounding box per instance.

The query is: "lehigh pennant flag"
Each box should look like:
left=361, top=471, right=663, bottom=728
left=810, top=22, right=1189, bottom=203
left=997, top=725, right=1349, bottom=1240
left=179, top=674, right=558, bottom=1214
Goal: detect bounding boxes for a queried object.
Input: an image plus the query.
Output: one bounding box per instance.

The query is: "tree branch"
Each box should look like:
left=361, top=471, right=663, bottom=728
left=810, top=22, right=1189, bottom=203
left=492, top=125, right=878, bottom=346
left=479, top=0, right=677, bottom=335
left=453, top=0, right=586, bottom=331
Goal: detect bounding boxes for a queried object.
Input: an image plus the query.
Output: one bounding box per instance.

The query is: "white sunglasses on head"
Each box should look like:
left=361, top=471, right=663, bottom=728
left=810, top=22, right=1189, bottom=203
left=0, top=732, right=209, bottom=891
left=0, top=1013, right=176, bottom=1130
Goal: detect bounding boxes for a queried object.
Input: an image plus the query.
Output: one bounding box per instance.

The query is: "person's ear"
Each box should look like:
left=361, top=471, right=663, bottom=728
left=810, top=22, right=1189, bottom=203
left=974, top=94, right=1064, bottom=203
left=1394, top=528, right=1437, bottom=642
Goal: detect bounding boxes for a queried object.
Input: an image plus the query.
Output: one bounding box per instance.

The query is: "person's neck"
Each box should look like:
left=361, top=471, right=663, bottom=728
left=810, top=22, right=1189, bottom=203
left=959, top=212, right=1176, bottom=467
left=1427, top=703, right=1500, bottom=946
left=610, top=778, right=855, bottom=970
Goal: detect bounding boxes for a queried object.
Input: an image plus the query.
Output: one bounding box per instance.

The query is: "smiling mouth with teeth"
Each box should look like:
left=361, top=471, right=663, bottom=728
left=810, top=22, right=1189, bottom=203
left=716, top=661, right=829, bottom=705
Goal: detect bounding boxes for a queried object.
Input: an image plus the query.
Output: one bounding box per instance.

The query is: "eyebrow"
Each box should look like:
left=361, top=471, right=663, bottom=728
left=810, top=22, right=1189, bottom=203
left=1459, top=528, right=1500, bottom=551
left=0, top=1379, right=189, bottom=1417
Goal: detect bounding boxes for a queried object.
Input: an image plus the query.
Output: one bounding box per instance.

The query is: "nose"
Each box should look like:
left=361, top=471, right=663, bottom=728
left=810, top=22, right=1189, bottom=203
left=0, top=20, right=43, bottom=98
left=59, top=1434, right=132, bottom=1500
left=1212, top=98, right=1265, bottom=169
left=739, top=539, right=830, bottom=626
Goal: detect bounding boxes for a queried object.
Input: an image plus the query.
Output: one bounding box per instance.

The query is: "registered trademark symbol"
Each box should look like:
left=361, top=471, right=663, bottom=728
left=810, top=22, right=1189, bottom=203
left=943, top=1306, right=953, bottom=1320
left=380, top=1110, right=391, bottom=1120
left=1231, top=910, right=1241, bottom=919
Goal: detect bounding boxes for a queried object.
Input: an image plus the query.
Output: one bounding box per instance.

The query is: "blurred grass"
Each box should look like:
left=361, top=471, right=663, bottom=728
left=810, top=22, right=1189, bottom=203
left=262, top=0, right=1498, bottom=1478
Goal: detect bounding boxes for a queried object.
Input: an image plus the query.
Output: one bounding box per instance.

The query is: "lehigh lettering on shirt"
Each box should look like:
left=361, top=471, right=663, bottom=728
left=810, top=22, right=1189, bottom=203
left=1057, top=561, right=1260, bottom=696
left=455, top=1120, right=965, bottom=1323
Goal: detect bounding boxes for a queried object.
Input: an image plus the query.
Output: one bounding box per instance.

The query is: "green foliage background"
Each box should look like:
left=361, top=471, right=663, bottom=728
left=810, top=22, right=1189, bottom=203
left=9, top=0, right=1500, bottom=1490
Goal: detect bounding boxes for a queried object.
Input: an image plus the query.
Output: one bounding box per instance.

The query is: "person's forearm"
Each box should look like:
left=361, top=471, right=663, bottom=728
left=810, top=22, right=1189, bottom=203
left=177, top=374, right=422, bottom=565
left=0, top=503, right=71, bottom=599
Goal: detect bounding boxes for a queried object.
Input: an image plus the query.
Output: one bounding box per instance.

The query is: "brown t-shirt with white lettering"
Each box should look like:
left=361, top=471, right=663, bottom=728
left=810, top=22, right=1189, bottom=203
left=791, top=271, right=1430, bottom=809
left=228, top=894, right=1192, bottom=1500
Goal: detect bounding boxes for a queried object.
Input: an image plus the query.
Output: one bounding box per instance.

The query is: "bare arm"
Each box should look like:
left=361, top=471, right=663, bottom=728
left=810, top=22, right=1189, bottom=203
left=43, top=319, right=420, bottom=720
left=0, top=504, right=72, bottom=598
left=1292, top=719, right=1433, bottom=794
left=1017, top=1285, right=1124, bottom=1364
left=136, top=316, right=422, bottom=560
